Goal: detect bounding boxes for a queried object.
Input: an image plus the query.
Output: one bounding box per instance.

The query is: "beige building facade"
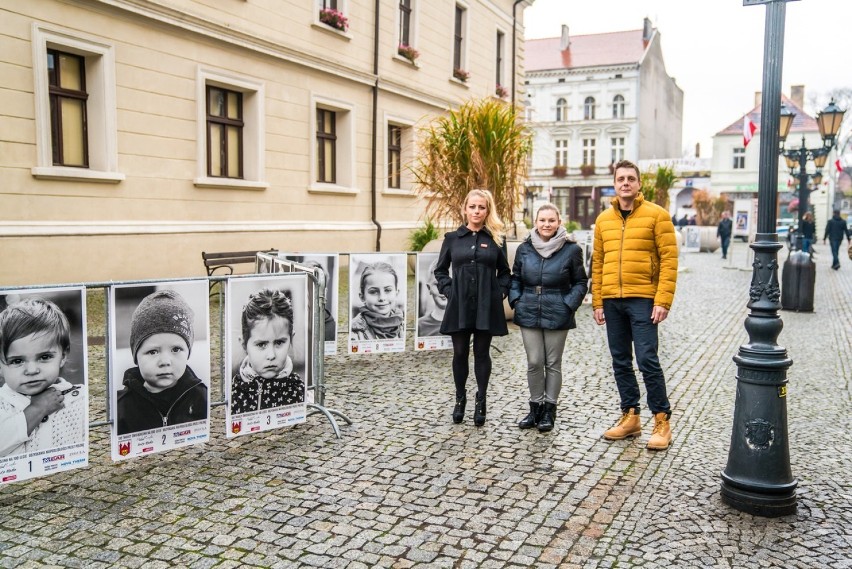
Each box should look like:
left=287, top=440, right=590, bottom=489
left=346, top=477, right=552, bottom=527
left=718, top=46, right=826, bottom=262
left=1, top=0, right=531, bottom=285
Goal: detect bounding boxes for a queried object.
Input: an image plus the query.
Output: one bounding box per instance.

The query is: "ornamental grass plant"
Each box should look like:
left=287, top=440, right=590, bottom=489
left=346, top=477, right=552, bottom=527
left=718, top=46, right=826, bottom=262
left=412, top=98, right=531, bottom=229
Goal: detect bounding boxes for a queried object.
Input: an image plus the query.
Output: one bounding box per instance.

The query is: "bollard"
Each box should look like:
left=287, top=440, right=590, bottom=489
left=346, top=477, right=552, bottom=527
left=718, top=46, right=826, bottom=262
left=780, top=251, right=815, bottom=312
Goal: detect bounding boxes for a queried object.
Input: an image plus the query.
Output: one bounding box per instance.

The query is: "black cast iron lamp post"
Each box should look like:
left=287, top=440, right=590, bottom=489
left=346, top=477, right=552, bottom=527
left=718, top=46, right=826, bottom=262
left=721, top=0, right=796, bottom=518
left=722, top=2, right=847, bottom=516
left=779, top=100, right=846, bottom=249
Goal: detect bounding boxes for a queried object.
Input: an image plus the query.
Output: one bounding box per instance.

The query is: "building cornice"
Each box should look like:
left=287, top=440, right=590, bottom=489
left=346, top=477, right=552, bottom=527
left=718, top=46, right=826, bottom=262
left=0, top=220, right=420, bottom=237
left=526, top=63, right=638, bottom=79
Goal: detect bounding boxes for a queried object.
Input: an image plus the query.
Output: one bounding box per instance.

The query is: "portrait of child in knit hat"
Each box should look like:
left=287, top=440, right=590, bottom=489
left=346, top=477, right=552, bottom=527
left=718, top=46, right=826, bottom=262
left=0, top=288, right=88, bottom=479
left=110, top=282, right=210, bottom=441
left=225, top=275, right=308, bottom=436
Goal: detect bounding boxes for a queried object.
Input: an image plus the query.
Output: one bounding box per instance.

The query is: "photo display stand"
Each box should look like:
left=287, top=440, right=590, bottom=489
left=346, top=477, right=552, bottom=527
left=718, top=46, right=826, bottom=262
left=288, top=262, right=352, bottom=438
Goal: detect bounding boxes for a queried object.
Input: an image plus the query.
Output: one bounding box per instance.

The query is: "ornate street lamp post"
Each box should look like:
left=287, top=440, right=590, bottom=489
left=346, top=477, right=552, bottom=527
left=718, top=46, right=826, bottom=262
left=780, top=101, right=846, bottom=250
left=722, top=1, right=847, bottom=517
left=720, top=0, right=795, bottom=517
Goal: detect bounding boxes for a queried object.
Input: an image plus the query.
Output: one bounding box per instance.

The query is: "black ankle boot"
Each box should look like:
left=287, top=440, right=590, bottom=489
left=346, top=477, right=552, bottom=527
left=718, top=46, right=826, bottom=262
left=518, top=402, right=542, bottom=429
left=452, top=395, right=466, bottom=424
left=538, top=402, right=556, bottom=432
left=473, top=392, right=486, bottom=427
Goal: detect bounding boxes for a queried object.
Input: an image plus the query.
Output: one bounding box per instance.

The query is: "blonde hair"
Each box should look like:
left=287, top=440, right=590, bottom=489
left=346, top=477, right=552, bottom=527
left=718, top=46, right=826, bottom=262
left=462, top=189, right=505, bottom=247
left=535, top=202, right=562, bottom=222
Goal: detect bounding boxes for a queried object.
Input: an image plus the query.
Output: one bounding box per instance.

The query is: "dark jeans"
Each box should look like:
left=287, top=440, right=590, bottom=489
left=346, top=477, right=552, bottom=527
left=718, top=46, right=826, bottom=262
left=829, top=239, right=842, bottom=267
left=603, top=298, right=671, bottom=415
left=720, top=235, right=731, bottom=257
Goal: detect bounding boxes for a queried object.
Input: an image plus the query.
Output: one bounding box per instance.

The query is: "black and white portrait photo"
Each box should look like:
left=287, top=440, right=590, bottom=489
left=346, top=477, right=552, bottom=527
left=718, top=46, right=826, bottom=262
left=0, top=286, right=88, bottom=484
left=414, top=253, right=451, bottom=351
left=225, top=274, right=309, bottom=438
left=348, top=253, right=407, bottom=354
left=108, top=280, right=210, bottom=461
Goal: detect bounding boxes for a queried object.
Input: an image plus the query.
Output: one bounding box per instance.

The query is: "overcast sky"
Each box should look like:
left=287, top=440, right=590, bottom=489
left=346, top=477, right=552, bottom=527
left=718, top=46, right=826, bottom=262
left=523, top=0, right=852, bottom=158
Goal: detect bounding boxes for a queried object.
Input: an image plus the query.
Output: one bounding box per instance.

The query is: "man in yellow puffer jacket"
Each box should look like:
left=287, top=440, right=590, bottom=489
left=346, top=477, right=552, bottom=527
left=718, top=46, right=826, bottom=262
left=592, top=159, right=678, bottom=450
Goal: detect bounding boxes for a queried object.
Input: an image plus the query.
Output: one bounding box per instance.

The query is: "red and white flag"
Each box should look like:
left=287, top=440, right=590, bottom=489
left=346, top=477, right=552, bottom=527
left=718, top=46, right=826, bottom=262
left=837, top=158, right=844, bottom=172
left=743, top=115, right=757, bottom=148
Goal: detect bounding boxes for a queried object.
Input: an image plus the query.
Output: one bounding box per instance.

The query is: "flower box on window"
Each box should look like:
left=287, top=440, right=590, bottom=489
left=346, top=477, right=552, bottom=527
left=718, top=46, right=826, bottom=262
left=580, top=164, right=595, bottom=177
left=319, top=8, right=349, bottom=31
left=495, top=84, right=509, bottom=98
left=453, top=68, right=470, bottom=83
left=553, top=165, right=567, bottom=178
left=398, top=44, right=419, bottom=63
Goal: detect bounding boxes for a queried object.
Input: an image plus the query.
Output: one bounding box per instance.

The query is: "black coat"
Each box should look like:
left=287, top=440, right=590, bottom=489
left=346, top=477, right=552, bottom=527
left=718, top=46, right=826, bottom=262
left=116, top=366, right=208, bottom=435
left=824, top=215, right=851, bottom=242
left=508, top=237, right=588, bottom=330
left=434, top=225, right=511, bottom=336
left=717, top=218, right=732, bottom=239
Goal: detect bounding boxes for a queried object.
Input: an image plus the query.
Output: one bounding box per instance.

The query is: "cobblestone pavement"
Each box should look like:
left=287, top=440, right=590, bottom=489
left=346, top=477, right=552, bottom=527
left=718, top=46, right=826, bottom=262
left=1, top=240, right=851, bottom=568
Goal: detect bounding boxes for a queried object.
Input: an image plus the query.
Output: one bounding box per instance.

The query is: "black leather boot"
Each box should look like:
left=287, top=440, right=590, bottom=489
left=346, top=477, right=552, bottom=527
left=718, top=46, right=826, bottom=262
left=452, top=395, right=466, bottom=424
left=538, top=402, right=556, bottom=432
left=473, top=392, right=486, bottom=427
left=518, top=402, right=541, bottom=429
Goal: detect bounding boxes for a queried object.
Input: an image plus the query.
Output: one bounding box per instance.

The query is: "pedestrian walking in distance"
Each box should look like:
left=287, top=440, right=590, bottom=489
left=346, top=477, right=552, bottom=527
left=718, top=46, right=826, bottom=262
left=434, top=189, right=510, bottom=427
left=592, top=159, right=678, bottom=450
left=823, top=209, right=851, bottom=270
left=717, top=211, right=733, bottom=259
left=509, top=203, right=587, bottom=433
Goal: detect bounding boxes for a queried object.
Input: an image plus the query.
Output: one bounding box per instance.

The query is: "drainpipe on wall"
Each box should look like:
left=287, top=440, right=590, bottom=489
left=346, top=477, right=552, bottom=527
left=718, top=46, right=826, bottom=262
left=370, top=0, right=382, bottom=251
left=511, top=0, right=526, bottom=106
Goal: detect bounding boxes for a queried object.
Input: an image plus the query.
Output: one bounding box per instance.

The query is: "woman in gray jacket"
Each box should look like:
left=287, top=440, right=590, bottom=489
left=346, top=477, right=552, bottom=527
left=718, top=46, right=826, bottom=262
left=508, top=204, right=588, bottom=432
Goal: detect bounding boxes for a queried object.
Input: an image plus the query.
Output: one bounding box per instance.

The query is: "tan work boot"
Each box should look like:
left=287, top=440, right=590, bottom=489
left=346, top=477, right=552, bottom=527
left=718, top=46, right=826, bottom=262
left=646, top=412, right=672, bottom=450
left=603, top=408, right=641, bottom=440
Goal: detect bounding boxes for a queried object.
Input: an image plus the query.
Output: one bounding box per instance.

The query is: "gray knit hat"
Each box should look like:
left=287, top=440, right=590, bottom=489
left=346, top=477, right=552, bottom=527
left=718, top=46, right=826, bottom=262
left=129, top=289, right=194, bottom=363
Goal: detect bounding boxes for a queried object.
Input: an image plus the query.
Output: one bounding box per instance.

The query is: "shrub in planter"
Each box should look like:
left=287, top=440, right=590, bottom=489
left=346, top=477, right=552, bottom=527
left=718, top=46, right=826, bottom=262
left=412, top=98, right=531, bottom=229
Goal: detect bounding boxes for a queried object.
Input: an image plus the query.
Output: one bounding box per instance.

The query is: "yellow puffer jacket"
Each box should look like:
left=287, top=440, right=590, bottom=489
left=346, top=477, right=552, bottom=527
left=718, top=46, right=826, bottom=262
left=591, top=194, right=678, bottom=310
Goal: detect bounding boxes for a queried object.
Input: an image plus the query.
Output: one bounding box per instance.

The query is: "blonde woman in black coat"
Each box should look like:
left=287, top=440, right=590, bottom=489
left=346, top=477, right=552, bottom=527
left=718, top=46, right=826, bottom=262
left=434, top=189, right=510, bottom=427
left=508, top=204, right=588, bottom=432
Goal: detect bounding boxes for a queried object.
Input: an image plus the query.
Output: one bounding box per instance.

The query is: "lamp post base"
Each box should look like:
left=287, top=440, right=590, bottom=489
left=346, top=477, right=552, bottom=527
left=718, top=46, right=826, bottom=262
left=720, top=473, right=797, bottom=517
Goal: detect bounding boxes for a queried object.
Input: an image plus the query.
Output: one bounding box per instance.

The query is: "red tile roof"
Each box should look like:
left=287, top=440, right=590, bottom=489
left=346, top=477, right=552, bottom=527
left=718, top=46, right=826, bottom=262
left=716, top=95, right=818, bottom=137
left=525, top=30, right=649, bottom=72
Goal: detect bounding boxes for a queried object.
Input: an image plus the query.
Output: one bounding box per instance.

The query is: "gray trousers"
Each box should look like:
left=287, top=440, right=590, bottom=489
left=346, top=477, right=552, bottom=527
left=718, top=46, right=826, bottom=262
left=520, top=327, right=569, bottom=404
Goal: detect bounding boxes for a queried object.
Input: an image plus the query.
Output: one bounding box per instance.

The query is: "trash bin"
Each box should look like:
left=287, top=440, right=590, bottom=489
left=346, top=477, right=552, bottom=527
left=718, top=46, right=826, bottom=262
left=780, top=250, right=815, bottom=312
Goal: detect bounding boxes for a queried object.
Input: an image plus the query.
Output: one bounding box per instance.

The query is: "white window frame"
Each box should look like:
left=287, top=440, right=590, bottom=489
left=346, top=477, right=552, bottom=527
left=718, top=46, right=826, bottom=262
left=31, top=24, right=123, bottom=183
left=495, top=27, right=507, bottom=91
left=584, top=97, right=596, bottom=120
left=313, top=0, right=353, bottom=39
left=384, top=115, right=416, bottom=195
left=310, top=95, right=356, bottom=195
left=395, top=0, right=418, bottom=59
left=611, top=137, right=625, bottom=164
left=612, top=95, right=625, bottom=119
left=451, top=1, right=470, bottom=80
left=582, top=138, right=596, bottom=165
left=556, top=98, right=568, bottom=122
left=733, top=147, right=746, bottom=170
left=555, top=139, right=568, bottom=167
left=195, top=68, right=267, bottom=190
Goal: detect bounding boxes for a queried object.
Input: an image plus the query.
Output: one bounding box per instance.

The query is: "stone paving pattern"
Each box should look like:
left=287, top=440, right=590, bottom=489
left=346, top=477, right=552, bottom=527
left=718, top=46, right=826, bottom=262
left=1, top=240, right=851, bottom=568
